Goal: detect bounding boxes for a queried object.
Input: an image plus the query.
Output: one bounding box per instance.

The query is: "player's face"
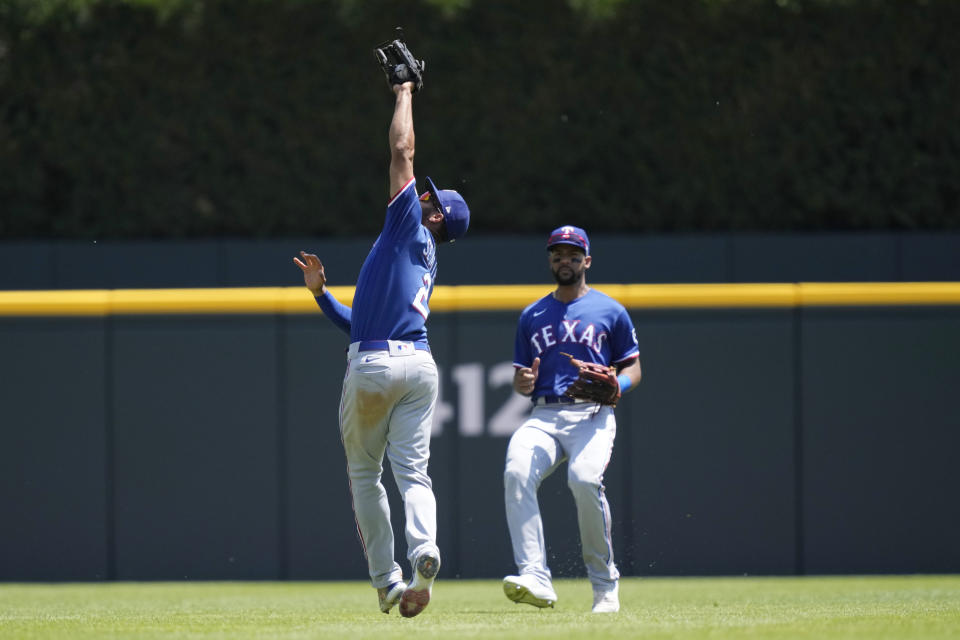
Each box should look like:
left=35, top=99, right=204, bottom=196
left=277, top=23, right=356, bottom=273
left=419, top=194, right=448, bottom=241
left=419, top=192, right=440, bottom=217
left=549, top=245, right=589, bottom=285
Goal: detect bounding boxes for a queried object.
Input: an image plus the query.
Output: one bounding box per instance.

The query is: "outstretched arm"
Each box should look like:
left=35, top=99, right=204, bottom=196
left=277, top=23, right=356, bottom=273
left=293, top=251, right=351, bottom=334
left=388, top=82, right=415, bottom=197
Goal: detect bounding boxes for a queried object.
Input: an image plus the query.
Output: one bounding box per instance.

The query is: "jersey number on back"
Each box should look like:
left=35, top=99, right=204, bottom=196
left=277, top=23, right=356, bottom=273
left=412, top=273, right=432, bottom=319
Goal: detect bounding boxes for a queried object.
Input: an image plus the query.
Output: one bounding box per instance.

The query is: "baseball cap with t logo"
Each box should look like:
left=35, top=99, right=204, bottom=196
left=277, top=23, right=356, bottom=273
left=546, top=225, right=590, bottom=255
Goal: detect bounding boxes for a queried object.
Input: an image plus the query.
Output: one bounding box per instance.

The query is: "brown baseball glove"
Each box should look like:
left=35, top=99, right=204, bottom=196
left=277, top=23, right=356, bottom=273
left=560, top=352, right=620, bottom=406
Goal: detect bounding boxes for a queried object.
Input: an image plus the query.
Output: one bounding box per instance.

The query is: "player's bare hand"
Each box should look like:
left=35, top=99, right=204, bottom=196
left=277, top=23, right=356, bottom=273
left=393, top=81, right=414, bottom=95
left=293, top=251, right=327, bottom=296
left=513, top=357, right=540, bottom=395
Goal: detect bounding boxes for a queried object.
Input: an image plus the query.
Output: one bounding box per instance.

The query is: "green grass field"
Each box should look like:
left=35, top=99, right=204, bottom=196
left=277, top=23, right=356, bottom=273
left=1, top=576, right=958, bottom=639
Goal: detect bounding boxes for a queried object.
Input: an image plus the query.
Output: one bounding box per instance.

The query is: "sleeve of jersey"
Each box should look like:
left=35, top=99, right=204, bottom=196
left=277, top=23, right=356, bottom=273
left=381, top=177, right=421, bottom=241
left=512, top=313, right=532, bottom=368
left=314, top=291, right=352, bottom=334
left=611, top=308, right=640, bottom=364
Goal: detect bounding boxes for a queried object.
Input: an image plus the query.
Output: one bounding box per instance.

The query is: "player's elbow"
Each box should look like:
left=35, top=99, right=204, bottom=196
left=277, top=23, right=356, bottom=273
left=619, top=359, right=642, bottom=387
left=391, top=138, right=415, bottom=163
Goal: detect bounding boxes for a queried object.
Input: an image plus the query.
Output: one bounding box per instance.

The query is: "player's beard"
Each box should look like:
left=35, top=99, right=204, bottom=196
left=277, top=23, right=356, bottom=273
left=552, top=266, right=583, bottom=286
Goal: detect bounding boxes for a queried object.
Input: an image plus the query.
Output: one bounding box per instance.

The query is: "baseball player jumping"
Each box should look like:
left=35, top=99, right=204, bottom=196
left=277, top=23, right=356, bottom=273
left=294, top=69, right=470, bottom=617
left=504, top=225, right=641, bottom=613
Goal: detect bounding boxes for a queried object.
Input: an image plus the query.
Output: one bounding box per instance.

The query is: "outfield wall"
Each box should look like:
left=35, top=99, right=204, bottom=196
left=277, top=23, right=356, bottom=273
left=3, top=232, right=960, bottom=291
left=2, top=283, right=959, bottom=581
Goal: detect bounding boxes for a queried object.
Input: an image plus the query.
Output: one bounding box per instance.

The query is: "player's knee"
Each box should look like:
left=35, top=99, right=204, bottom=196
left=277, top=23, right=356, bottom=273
left=567, top=465, right=600, bottom=494
left=503, top=463, right=523, bottom=488
left=504, top=461, right=534, bottom=494
left=393, top=465, right=428, bottom=488
left=348, top=464, right=383, bottom=485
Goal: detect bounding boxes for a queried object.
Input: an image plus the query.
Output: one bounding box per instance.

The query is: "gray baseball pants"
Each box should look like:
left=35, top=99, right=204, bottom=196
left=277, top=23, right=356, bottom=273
left=339, top=341, right=440, bottom=589
left=504, top=403, right=620, bottom=588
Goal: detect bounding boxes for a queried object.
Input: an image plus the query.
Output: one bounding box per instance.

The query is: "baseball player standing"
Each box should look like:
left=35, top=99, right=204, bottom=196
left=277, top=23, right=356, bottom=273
left=503, top=225, right=641, bottom=613
left=293, top=77, right=470, bottom=617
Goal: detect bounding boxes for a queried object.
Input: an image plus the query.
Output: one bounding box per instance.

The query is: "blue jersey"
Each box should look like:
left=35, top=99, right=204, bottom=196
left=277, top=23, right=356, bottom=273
left=514, top=289, right=639, bottom=400
left=349, top=177, right=437, bottom=343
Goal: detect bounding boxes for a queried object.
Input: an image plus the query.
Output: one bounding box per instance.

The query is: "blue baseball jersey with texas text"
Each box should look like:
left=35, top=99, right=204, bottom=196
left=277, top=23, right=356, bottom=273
left=349, top=177, right=437, bottom=343
left=513, top=289, right=639, bottom=399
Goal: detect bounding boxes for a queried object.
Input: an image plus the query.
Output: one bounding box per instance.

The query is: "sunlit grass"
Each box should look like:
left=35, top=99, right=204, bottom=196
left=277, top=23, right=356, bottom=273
left=1, top=575, right=958, bottom=639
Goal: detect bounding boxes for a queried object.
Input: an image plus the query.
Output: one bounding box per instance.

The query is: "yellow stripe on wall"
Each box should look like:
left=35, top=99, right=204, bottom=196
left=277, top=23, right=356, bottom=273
left=797, top=282, right=960, bottom=306
left=0, top=283, right=959, bottom=316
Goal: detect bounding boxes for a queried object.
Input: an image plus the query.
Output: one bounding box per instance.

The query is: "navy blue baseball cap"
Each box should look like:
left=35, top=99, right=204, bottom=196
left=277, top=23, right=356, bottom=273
left=424, top=177, right=470, bottom=243
left=546, top=225, right=590, bottom=255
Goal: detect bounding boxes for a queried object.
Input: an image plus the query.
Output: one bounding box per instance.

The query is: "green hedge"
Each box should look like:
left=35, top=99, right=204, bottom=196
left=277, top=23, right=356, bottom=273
left=1, top=0, right=958, bottom=238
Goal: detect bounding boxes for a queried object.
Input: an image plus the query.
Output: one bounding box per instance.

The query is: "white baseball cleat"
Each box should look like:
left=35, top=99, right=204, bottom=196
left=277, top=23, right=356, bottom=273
left=399, top=550, right=440, bottom=618
left=502, top=574, right=558, bottom=608
left=377, top=580, right=407, bottom=614
left=591, top=580, right=620, bottom=613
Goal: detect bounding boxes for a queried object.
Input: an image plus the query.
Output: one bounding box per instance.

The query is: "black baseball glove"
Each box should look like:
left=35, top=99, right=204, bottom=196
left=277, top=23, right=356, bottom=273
left=374, top=27, right=425, bottom=93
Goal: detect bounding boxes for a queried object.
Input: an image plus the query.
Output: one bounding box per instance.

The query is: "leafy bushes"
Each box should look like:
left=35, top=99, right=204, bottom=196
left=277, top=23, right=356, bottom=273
left=1, top=0, right=958, bottom=237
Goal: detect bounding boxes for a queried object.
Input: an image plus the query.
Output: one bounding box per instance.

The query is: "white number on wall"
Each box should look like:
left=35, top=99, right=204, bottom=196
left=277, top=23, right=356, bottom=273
left=452, top=364, right=485, bottom=436
left=432, top=361, right=532, bottom=437
left=487, top=362, right=534, bottom=436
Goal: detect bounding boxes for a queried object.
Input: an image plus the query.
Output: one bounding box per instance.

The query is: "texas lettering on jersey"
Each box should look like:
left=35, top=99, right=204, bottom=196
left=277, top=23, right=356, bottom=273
left=528, top=318, right=608, bottom=356
left=514, top=289, right=640, bottom=400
